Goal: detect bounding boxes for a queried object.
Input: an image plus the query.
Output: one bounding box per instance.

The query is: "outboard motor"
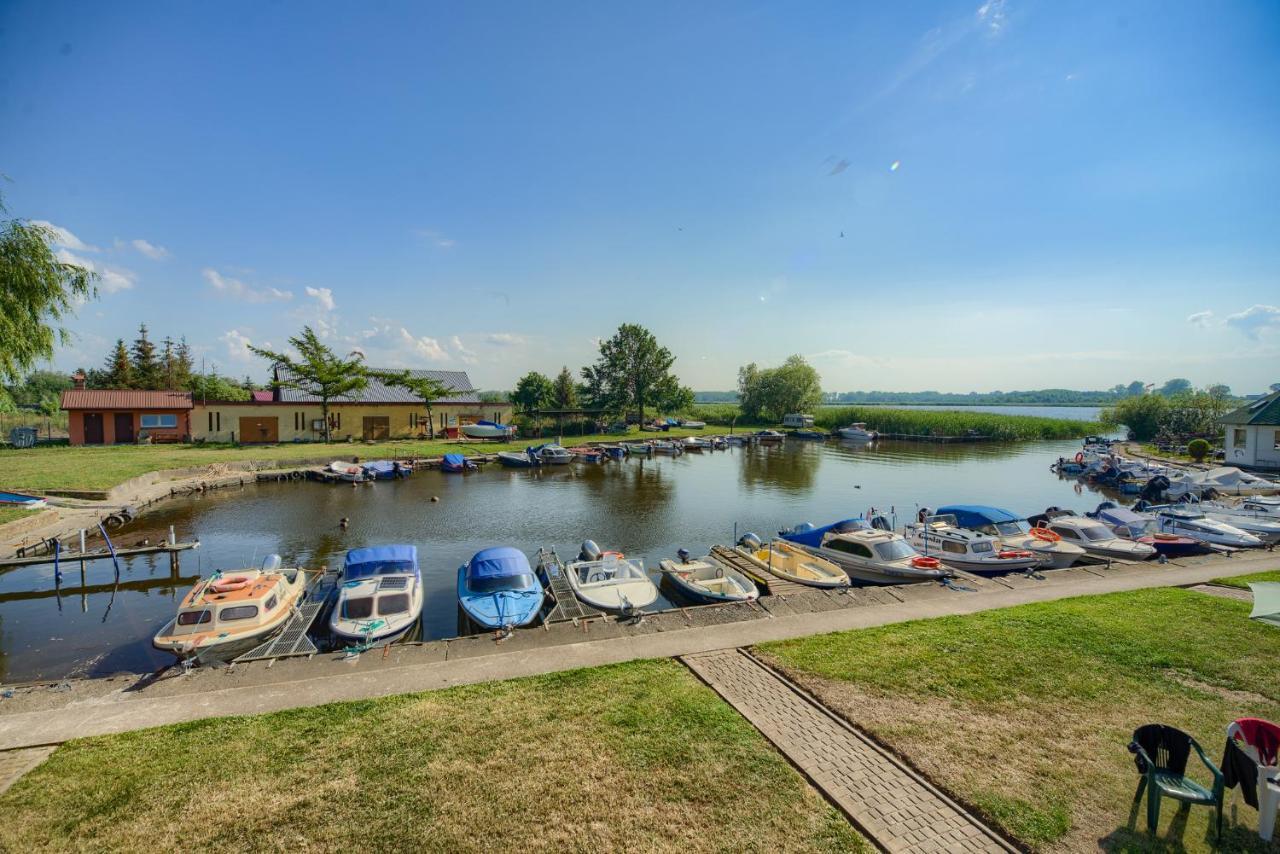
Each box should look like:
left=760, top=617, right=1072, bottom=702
left=870, top=515, right=891, bottom=531
left=917, top=507, right=930, bottom=523
left=1132, top=499, right=1150, bottom=512
left=738, top=532, right=763, bottom=551
left=1139, top=475, right=1170, bottom=504
left=261, top=554, right=283, bottom=572
left=676, top=548, right=691, bottom=564
left=579, top=540, right=602, bottom=562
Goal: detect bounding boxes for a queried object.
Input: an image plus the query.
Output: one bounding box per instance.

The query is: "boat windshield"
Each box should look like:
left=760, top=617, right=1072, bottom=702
left=874, top=539, right=917, bottom=561
left=1079, top=524, right=1114, bottom=541
left=345, top=560, right=415, bottom=580
left=377, top=593, right=411, bottom=616
left=470, top=573, right=537, bottom=594
left=342, top=597, right=374, bottom=619
left=971, top=541, right=993, bottom=553
left=988, top=520, right=1029, bottom=536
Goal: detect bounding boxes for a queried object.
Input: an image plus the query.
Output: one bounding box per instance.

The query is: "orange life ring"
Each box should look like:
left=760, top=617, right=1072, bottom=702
left=210, top=575, right=251, bottom=593
left=1074, top=452, right=1084, bottom=464
left=1030, top=527, right=1061, bottom=542
left=602, top=550, right=625, bottom=559
left=910, top=556, right=941, bottom=569
left=1153, top=533, right=1179, bottom=542
left=998, top=550, right=1033, bottom=559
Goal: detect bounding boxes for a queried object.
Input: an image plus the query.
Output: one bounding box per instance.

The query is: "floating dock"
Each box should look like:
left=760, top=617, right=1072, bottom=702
left=536, top=548, right=606, bottom=624
left=708, top=544, right=814, bottom=597
left=234, top=569, right=337, bottom=664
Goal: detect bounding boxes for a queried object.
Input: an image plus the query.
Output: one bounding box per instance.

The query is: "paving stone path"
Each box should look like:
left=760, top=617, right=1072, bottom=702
left=0, top=746, right=55, bottom=796
left=1188, top=583, right=1253, bottom=602
left=683, top=649, right=1013, bottom=853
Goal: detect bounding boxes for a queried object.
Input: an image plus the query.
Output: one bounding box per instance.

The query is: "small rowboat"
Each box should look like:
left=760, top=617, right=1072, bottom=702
left=329, top=460, right=366, bottom=482
left=622, top=442, right=652, bottom=456
left=735, top=538, right=849, bottom=589
left=562, top=542, right=658, bottom=615
left=658, top=550, right=758, bottom=604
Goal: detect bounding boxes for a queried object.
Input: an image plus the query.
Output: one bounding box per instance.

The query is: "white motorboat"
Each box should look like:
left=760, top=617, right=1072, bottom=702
left=530, top=443, right=573, bottom=465
left=902, top=515, right=1042, bottom=574
left=936, top=505, right=1085, bottom=568
left=681, top=436, right=711, bottom=451
left=658, top=550, right=759, bottom=604
left=329, top=545, right=423, bottom=647
left=1029, top=512, right=1158, bottom=561
left=1165, top=466, right=1278, bottom=499
left=563, top=542, right=658, bottom=616
left=460, top=420, right=516, bottom=439
left=734, top=535, right=850, bottom=589
left=837, top=423, right=878, bottom=441
left=680, top=419, right=707, bottom=429
left=651, top=440, right=683, bottom=455
left=779, top=519, right=951, bottom=584
left=328, top=460, right=366, bottom=482
left=153, top=556, right=308, bottom=661
left=1188, top=498, right=1280, bottom=544
left=622, top=441, right=653, bottom=456
left=1147, top=506, right=1263, bottom=548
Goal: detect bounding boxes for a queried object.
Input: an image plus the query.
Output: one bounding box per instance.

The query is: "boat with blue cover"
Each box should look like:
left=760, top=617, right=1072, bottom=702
left=457, top=547, right=546, bottom=631
left=779, top=518, right=951, bottom=584
left=330, top=545, right=423, bottom=647
left=361, top=459, right=412, bottom=480
left=936, top=504, right=1084, bottom=568
left=440, top=453, right=476, bottom=473
left=0, top=490, right=47, bottom=509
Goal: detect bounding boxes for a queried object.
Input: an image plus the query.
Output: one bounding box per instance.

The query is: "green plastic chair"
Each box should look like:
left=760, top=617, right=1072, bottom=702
left=1128, top=723, right=1224, bottom=838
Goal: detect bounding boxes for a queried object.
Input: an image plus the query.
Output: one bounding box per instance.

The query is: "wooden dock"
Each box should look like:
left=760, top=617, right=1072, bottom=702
left=0, top=539, right=198, bottom=569
left=234, top=570, right=337, bottom=663
left=708, top=545, right=812, bottom=597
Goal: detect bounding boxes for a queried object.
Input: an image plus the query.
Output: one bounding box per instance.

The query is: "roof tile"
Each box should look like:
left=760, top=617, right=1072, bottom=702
left=61, top=389, right=194, bottom=410
left=273, top=367, right=480, bottom=404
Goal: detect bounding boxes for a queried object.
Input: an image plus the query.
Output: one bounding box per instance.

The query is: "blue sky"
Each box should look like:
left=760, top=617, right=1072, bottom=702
left=2, top=0, right=1278, bottom=393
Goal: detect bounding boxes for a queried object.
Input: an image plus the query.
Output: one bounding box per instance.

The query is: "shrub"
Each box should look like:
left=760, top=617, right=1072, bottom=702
left=1187, top=438, right=1210, bottom=461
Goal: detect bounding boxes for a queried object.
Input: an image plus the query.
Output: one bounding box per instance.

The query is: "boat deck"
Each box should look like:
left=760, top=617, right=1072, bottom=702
left=708, top=545, right=812, bottom=597
left=536, top=548, right=606, bottom=624
left=234, top=570, right=337, bottom=664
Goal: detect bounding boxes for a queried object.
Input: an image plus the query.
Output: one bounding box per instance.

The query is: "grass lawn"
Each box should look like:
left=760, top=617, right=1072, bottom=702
left=0, top=659, right=865, bottom=852
left=758, top=588, right=1280, bottom=853
left=0, top=506, right=40, bottom=527
left=1212, top=570, right=1280, bottom=590
left=0, top=426, right=715, bottom=493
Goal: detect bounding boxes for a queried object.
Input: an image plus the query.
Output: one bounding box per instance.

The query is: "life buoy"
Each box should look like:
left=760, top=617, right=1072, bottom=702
left=210, top=576, right=251, bottom=593
left=1075, top=452, right=1084, bottom=464
left=601, top=550, right=625, bottom=559
left=1030, top=527, right=1061, bottom=542
left=998, top=550, right=1033, bottom=559
left=910, top=556, right=941, bottom=569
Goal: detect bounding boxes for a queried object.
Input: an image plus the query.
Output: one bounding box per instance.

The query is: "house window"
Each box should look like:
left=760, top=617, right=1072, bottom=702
left=216, top=411, right=221, bottom=431
left=141, top=414, right=178, bottom=429
left=208, top=412, right=214, bottom=432
left=1233, top=428, right=1247, bottom=447
left=1274, top=429, right=1280, bottom=450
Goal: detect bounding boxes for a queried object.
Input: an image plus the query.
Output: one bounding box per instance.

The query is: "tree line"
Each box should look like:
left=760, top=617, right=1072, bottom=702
left=1101, top=384, right=1238, bottom=442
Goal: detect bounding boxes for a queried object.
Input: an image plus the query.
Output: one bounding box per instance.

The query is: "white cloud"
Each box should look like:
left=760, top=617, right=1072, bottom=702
left=1186, top=310, right=1214, bottom=329
left=56, top=248, right=134, bottom=294
left=32, top=220, right=98, bottom=252
left=414, top=228, right=456, bottom=249
left=305, top=286, right=335, bottom=311
left=203, top=268, right=293, bottom=303
left=130, top=238, right=168, bottom=260
left=976, top=0, right=1007, bottom=35
left=450, top=335, right=478, bottom=364
left=485, top=332, right=525, bottom=346
left=1225, top=304, right=1280, bottom=340
left=399, top=328, right=448, bottom=361
left=220, top=329, right=257, bottom=363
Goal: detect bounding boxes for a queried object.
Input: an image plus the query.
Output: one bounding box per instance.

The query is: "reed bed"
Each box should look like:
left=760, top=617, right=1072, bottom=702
left=692, top=404, right=1101, bottom=440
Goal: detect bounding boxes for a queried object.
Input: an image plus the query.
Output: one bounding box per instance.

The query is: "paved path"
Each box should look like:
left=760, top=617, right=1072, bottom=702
left=0, top=551, right=1274, bottom=750
left=0, top=746, right=55, bottom=796
left=683, top=650, right=1013, bottom=853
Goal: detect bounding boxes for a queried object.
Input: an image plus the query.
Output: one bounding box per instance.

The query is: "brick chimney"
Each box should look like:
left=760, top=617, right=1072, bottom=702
left=71, top=370, right=86, bottom=389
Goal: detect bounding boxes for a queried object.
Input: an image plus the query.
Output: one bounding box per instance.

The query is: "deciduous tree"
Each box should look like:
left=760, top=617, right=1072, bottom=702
left=586, top=324, right=685, bottom=425
left=511, top=371, right=554, bottom=414
left=250, top=326, right=368, bottom=442
left=372, top=370, right=450, bottom=438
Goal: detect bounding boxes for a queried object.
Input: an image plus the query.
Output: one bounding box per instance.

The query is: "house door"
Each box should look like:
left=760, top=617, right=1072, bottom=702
left=363, top=416, right=390, bottom=440
left=114, top=413, right=135, bottom=444
left=238, top=416, right=279, bottom=444
left=83, top=413, right=105, bottom=445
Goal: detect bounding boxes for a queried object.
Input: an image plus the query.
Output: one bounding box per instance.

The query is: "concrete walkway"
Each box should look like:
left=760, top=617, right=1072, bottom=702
left=0, top=550, right=1274, bottom=751
left=684, top=649, right=1013, bottom=853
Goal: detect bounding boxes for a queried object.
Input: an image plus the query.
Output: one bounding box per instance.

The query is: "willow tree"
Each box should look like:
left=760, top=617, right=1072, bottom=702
left=373, top=370, right=450, bottom=438
left=0, top=191, right=98, bottom=384
left=250, top=326, right=367, bottom=442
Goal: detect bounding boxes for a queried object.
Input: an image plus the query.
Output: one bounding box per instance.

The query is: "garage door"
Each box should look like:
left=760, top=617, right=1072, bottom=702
left=363, top=416, right=390, bottom=440
left=239, top=416, right=279, bottom=444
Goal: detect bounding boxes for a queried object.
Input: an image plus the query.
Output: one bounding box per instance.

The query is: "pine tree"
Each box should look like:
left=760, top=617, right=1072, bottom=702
left=161, top=336, right=177, bottom=390
left=103, top=339, right=133, bottom=389
left=174, top=337, right=195, bottom=390
left=131, top=323, right=160, bottom=389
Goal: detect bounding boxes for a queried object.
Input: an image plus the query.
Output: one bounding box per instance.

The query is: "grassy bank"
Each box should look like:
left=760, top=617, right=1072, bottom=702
left=0, top=659, right=864, bottom=852
left=0, top=426, right=714, bottom=493
left=0, top=506, right=36, bottom=527
left=1211, top=569, right=1280, bottom=589
left=693, top=403, right=1104, bottom=440
left=758, top=587, right=1280, bottom=852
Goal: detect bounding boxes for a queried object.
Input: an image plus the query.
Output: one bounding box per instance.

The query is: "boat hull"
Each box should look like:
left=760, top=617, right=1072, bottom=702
left=792, top=544, right=947, bottom=584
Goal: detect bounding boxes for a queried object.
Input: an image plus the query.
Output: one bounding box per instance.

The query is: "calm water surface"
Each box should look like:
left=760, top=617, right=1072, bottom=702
left=0, top=437, right=1124, bottom=682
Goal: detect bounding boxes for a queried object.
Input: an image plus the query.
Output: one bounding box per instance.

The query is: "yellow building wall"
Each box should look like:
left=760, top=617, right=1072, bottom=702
left=192, top=402, right=514, bottom=443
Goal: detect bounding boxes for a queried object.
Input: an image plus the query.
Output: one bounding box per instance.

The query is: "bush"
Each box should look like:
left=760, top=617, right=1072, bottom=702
left=1186, top=438, right=1211, bottom=461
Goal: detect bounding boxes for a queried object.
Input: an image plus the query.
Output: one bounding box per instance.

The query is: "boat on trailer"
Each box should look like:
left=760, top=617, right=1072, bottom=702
left=154, top=555, right=309, bottom=661
left=460, top=420, right=516, bottom=439
left=330, top=545, right=423, bottom=647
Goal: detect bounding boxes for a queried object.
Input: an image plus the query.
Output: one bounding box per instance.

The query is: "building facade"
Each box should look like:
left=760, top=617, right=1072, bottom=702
left=1220, top=390, right=1280, bottom=471
left=61, top=381, right=194, bottom=445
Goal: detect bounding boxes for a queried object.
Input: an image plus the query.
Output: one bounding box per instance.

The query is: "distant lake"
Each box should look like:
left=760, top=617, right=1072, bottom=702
left=821, top=404, right=1104, bottom=422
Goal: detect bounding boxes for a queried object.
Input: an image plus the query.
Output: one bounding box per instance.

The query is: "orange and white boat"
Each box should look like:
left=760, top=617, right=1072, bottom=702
left=153, top=556, right=309, bottom=661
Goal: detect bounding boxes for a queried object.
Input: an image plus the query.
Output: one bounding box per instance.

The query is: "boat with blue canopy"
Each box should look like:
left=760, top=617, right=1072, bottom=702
left=361, top=460, right=412, bottom=480
left=457, top=547, right=546, bottom=632
left=460, top=420, right=516, bottom=439
left=330, top=545, right=423, bottom=647
left=440, top=453, right=476, bottom=473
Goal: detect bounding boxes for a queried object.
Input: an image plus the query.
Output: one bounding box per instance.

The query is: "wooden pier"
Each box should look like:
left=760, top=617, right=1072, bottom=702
left=536, top=548, right=606, bottom=624
left=234, top=570, right=337, bottom=664
left=708, top=545, right=812, bottom=597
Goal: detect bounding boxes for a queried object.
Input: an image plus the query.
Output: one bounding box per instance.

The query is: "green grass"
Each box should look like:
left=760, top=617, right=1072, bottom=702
left=0, top=659, right=865, bottom=852
left=1211, top=570, right=1280, bottom=589
left=0, top=426, right=715, bottom=493
left=758, top=588, right=1280, bottom=852
left=0, top=506, right=41, bottom=527
left=692, top=403, right=1102, bottom=440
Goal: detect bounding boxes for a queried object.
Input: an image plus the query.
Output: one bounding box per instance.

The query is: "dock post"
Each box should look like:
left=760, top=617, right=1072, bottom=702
left=170, top=525, right=176, bottom=546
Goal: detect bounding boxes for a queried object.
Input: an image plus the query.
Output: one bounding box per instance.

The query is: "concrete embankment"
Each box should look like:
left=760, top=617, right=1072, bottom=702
left=0, top=548, right=1273, bottom=750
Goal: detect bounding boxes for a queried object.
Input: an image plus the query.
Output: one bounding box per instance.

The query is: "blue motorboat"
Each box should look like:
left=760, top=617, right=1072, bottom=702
left=457, top=547, right=546, bottom=631
left=441, top=453, right=476, bottom=473
left=361, top=460, right=412, bottom=480
left=330, top=545, right=423, bottom=646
